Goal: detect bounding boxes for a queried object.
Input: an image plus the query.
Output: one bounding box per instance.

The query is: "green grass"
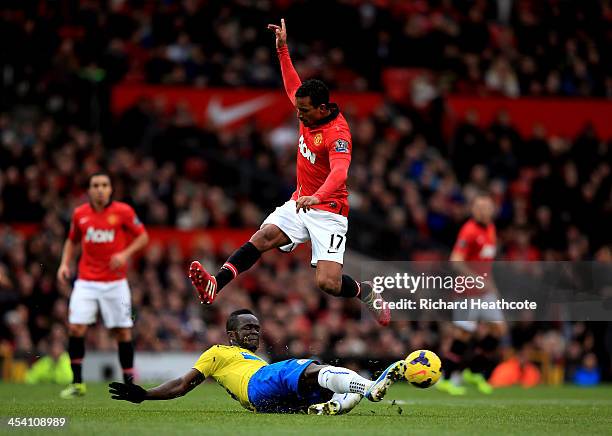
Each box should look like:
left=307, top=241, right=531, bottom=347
left=1, top=382, right=612, bottom=435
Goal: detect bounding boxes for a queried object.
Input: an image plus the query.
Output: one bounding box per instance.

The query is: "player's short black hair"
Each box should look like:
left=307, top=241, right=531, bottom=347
left=226, top=309, right=256, bottom=332
left=87, top=171, right=112, bottom=188
left=295, top=79, right=329, bottom=107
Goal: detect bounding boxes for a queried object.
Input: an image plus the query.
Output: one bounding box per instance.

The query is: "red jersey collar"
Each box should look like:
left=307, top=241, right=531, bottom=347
left=473, top=218, right=490, bottom=228
left=89, top=199, right=114, bottom=212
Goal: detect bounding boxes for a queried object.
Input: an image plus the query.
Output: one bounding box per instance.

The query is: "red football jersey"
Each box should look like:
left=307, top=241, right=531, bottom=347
left=292, top=113, right=351, bottom=216
left=277, top=46, right=351, bottom=217
left=68, top=201, right=146, bottom=281
left=452, top=218, right=497, bottom=262
left=451, top=219, right=497, bottom=295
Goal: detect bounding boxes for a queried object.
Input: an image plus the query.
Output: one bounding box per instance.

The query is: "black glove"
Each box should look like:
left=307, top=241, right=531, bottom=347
left=109, top=381, right=147, bottom=404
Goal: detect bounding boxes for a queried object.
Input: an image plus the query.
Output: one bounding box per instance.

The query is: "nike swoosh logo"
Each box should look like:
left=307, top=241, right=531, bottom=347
left=79, top=217, right=90, bottom=224
left=207, top=95, right=275, bottom=127
left=414, top=370, right=427, bottom=376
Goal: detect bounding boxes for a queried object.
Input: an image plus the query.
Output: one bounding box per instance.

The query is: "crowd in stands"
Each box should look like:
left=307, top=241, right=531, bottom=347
left=1, top=98, right=610, bottom=260
left=1, top=0, right=611, bottom=381
left=2, top=0, right=612, bottom=97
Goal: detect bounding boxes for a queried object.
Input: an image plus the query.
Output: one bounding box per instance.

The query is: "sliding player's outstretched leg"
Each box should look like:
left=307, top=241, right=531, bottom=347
left=312, top=360, right=405, bottom=404
left=364, top=360, right=407, bottom=402
left=189, top=224, right=290, bottom=304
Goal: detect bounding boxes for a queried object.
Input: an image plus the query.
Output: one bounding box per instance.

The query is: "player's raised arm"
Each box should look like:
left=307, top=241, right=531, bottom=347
left=109, top=369, right=204, bottom=403
left=267, top=18, right=301, bottom=106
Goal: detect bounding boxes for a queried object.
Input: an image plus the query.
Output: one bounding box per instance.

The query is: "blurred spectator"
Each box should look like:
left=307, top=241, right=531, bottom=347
left=485, top=57, right=520, bottom=97
left=573, top=353, right=601, bottom=386
left=489, top=354, right=541, bottom=388
left=25, top=340, right=72, bottom=385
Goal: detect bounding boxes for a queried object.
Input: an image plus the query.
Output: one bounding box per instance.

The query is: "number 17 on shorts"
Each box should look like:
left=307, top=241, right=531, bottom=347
left=327, top=234, right=344, bottom=254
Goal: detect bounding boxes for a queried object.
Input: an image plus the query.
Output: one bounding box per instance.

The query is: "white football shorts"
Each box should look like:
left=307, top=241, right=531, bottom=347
left=261, top=200, right=348, bottom=266
left=68, top=279, right=133, bottom=328
left=453, top=292, right=505, bottom=332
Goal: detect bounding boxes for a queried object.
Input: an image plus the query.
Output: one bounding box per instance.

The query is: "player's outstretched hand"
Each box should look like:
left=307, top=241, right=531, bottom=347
left=296, top=195, right=320, bottom=213
left=267, top=18, right=287, bottom=48
left=109, top=381, right=147, bottom=404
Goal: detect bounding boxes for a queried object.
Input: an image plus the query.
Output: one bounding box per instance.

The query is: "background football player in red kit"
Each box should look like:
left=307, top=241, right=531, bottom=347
left=439, top=192, right=505, bottom=395
left=189, top=19, right=389, bottom=326
left=57, top=172, right=149, bottom=398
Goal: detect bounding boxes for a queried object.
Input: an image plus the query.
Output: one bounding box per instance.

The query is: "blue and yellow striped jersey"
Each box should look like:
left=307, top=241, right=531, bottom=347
left=192, top=345, right=267, bottom=410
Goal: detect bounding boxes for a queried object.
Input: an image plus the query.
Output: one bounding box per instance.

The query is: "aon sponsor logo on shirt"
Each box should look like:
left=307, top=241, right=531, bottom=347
left=85, top=227, right=115, bottom=243
left=298, top=135, right=316, bottom=164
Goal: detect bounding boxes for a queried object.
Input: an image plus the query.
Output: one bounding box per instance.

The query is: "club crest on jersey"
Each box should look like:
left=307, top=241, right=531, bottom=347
left=107, top=214, right=118, bottom=225
left=313, top=133, right=323, bottom=145
left=298, top=135, right=316, bottom=164
left=85, top=227, right=115, bottom=243
left=334, top=139, right=349, bottom=153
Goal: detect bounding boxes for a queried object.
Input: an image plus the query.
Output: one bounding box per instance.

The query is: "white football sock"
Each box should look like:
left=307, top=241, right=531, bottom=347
left=317, top=366, right=373, bottom=395
left=331, top=392, right=362, bottom=414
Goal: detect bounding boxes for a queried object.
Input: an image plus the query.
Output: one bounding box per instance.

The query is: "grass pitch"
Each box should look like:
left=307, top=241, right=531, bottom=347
left=1, top=382, right=612, bottom=435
